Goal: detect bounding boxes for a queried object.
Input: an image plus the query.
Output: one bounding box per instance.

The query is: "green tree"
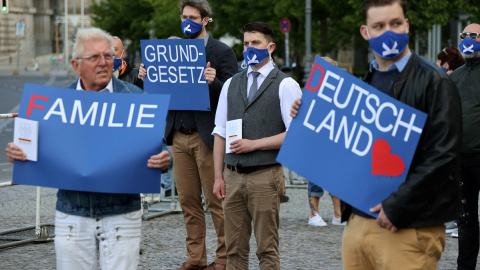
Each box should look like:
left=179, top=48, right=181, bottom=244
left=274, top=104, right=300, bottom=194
left=90, top=0, right=154, bottom=64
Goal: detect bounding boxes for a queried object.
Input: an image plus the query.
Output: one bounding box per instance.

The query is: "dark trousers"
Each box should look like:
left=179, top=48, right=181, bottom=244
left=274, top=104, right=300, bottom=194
left=457, top=154, right=480, bottom=270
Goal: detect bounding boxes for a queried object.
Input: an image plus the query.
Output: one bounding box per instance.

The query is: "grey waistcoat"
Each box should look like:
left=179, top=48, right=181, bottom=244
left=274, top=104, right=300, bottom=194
left=225, top=69, right=287, bottom=167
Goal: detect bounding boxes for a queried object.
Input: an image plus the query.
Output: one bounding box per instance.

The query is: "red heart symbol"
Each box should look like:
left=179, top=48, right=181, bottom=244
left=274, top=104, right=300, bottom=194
left=371, top=139, right=405, bottom=177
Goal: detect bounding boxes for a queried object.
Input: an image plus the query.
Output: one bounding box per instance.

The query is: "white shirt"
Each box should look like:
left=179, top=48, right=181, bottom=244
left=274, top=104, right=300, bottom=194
left=212, top=61, right=302, bottom=138
left=75, top=78, right=114, bottom=92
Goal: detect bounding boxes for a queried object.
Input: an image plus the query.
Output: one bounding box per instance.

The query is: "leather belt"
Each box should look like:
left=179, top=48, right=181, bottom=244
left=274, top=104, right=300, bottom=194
left=178, top=127, right=198, bottom=135
left=225, top=164, right=277, bottom=174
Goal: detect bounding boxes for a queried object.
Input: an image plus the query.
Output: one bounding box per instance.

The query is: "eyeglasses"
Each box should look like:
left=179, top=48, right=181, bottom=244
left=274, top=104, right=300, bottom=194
left=77, top=53, right=114, bottom=62
left=180, top=15, right=201, bottom=21
left=459, top=32, right=480, bottom=40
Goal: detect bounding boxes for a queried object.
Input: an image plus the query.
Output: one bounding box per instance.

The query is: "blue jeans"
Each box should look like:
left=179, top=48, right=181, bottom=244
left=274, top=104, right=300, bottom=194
left=308, top=182, right=324, bottom=198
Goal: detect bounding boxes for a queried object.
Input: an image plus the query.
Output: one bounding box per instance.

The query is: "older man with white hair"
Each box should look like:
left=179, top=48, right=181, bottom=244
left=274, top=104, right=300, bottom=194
left=5, top=27, right=171, bottom=270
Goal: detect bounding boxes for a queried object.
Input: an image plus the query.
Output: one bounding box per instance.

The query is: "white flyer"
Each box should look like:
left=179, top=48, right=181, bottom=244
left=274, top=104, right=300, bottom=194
left=13, top=117, right=39, bottom=162
left=226, top=119, right=242, bottom=154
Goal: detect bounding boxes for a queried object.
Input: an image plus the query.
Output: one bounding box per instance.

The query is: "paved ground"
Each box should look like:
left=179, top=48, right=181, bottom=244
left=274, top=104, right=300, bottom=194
left=0, top=182, right=470, bottom=269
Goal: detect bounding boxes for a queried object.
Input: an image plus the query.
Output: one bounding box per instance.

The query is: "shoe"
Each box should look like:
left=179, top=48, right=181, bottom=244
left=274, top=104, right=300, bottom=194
left=446, top=221, right=458, bottom=233
left=308, top=212, right=327, bottom=226
left=451, top=228, right=458, bottom=238
left=167, top=262, right=207, bottom=270
left=281, top=195, right=289, bottom=203
left=331, top=216, right=346, bottom=226
left=164, top=189, right=178, bottom=197
left=205, top=262, right=226, bottom=270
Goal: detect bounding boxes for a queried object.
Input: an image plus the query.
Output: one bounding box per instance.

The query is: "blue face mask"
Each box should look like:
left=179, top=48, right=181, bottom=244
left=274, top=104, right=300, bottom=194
left=113, top=50, right=124, bottom=71
left=440, top=66, right=448, bottom=72
left=459, top=38, right=480, bottom=55
left=368, top=30, right=409, bottom=59
left=181, top=18, right=204, bottom=37
left=243, top=45, right=271, bottom=66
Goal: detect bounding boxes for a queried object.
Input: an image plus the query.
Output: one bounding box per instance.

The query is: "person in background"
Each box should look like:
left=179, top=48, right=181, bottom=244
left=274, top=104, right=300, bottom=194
left=436, top=46, right=465, bottom=74
left=449, top=23, right=480, bottom=270
left=5, top=27, right=171, bottom=270
left=306, top=57, right=346, bottom=227
left=112, top=36, right=144, bottom=89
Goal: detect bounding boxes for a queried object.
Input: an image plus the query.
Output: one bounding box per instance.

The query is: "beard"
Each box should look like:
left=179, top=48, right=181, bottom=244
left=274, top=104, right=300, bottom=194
left=462, top=51, right=480, bottom=59
left=185, top=31, right=202, bottom=39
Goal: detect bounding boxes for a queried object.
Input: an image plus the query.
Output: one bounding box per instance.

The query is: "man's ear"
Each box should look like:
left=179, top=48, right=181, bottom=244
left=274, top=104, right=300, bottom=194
left=71, top=59, right=81, bottom=75
left=203, top=16, right=209, bottom=27
left=360, top=25, right=370, bottom=41
left=269, top=43, right=276, bottom=53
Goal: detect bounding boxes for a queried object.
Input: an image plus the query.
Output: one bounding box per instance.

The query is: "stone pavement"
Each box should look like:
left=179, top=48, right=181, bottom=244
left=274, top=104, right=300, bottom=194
left=0, top=184, right=470, bottom=269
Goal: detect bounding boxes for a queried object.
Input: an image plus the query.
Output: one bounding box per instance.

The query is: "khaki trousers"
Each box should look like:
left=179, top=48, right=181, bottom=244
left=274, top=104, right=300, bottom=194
left=342, top=214, right=445, bottom=270
left=173, top=131, right=226, bottom=265
left=222, top=165, right=284, bottom=270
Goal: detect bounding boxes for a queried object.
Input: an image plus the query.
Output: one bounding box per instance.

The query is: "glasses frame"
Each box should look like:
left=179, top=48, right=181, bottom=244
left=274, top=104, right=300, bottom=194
left=180, top=15, right=201, bottom=21
left=459, top=32, right=480, bottom=40
left=77, top=53, right=114, bottom=63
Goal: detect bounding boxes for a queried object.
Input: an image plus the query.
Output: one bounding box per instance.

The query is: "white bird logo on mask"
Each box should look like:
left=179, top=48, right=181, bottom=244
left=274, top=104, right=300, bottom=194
left=463, top=44, right=474, bottom=54
left=382, top=41, right=399, bottom=56
left=247, top=54, right=259, bottom=65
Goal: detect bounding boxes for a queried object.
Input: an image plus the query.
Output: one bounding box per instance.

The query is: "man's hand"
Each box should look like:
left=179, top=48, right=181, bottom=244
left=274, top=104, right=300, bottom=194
left=138, top=63, right=146, bottom=81
left=213, top=177, right=226, bottom=200
left=370, top=203, right=398, bottom=233
left=147, top=150, right=171, bottom=170
left=290, top=98, right=302, bottom=118
left=5, top=142, right=26, bottom=163
left=204, top=62, right=216, bottom=85
left=229, top=139, right=257, bottom=154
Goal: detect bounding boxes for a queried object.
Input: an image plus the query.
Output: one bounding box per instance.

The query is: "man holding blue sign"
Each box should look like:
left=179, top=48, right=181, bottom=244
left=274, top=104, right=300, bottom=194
left=290, top=0, right=462, bottom=269
left=162, top=1, right=237, bottom=270
left=6, top=28, right=171, bottom=270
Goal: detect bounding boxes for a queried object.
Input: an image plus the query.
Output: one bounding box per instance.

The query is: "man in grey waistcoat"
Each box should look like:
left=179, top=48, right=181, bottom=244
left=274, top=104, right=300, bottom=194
left=212, top=22, right=302, bottom=270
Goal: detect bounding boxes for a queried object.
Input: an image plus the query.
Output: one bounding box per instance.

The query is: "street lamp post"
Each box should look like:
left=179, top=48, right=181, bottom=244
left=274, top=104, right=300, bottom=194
left=303, top=0, right=312, bottom=85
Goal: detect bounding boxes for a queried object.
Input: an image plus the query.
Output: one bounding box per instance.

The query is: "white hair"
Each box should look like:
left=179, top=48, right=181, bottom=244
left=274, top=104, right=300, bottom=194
left=72, top=27, right=114, bottom=60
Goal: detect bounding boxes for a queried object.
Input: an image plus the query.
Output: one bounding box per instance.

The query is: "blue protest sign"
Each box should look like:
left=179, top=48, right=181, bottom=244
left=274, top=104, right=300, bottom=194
left=141, top=39, right=209, bottom=111
left=12, top=83, right=170, bottom=194
left=277, top=56, right=427, bottom=217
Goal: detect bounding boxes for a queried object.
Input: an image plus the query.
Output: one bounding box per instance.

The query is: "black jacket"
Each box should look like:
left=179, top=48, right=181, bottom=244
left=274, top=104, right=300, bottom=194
left=342, top=52, right=463, bottom=229
left=164, top=35, right=238, bottom=148
left=118, top=61, right=144, bottom=89
left=449, top=57, right=480, bottom=154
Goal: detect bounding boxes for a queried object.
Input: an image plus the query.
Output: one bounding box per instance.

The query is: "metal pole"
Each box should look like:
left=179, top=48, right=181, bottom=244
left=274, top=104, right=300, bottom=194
left=35, top=187, right=42, bottom=238
left=16, top=36, right=20, bottom=70
left=64, top=0, right=69, bottom=67
left=303, top=0, right=312, bottom=84
left=285, top=32, right=290, bottom=68
left=81, top=0, right=84, bottom=28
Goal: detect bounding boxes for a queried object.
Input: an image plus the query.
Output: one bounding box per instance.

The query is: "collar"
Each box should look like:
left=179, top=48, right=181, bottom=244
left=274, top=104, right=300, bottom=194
left=76, top=78, right=114, bottom=92
left=119, top=59, right=127, bottom=76
left=202, top=34, right=209, bottom=47
left=247, top=61, right=274, bottom=78
left=369, top=52, right=412, bottom=72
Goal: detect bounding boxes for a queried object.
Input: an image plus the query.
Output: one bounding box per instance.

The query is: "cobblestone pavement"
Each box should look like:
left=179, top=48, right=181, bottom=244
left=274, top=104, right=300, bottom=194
left=0, top=185, right=473, bottom=269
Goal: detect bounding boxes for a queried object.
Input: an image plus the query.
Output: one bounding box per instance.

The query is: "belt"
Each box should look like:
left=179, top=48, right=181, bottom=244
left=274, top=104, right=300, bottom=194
left=225, top=164, right=278, bottom=174
left=178, top=127, right=198, bottom=135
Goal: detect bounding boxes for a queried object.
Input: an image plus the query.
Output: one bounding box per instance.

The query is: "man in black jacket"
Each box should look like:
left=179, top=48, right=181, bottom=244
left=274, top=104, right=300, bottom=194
left=450, top=23, right=480, bottom=270
left=164, top=1, right=237, bottom=270
left=291, top=0, right=462, bottom=269
left=112, top=36, right=144, bottom=89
